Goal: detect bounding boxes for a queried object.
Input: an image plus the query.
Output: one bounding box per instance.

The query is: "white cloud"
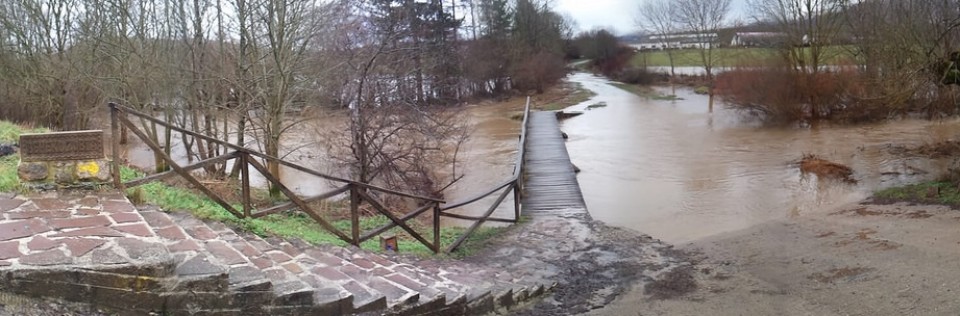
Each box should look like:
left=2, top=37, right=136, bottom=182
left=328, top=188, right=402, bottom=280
left=555, top=0, right=639, bottom=35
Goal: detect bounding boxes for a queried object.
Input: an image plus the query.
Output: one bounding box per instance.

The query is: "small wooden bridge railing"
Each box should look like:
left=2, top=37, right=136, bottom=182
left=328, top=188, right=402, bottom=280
left=437, top=97, right=530, bottom=252
left=108, top=97, right=530, bottom=254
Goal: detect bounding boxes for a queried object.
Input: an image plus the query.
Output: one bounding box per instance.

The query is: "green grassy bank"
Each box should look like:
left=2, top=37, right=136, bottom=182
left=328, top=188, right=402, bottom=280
left=874, top=181, right=960, bottom=207
left=0, top=121, right=46, bottom=192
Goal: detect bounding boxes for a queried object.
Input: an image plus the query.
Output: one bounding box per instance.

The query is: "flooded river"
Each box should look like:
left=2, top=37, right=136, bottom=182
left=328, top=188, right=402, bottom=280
left=122, top=72, right=960, bottom=238
left=559, top=72, right=960, bottom=243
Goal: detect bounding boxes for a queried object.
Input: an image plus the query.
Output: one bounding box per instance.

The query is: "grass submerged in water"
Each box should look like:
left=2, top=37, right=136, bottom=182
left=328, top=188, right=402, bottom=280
left=874, top=181, right=960, bottom=207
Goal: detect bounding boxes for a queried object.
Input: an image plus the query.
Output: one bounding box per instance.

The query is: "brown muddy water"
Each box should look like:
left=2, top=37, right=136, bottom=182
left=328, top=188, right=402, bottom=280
left=560, top=72, right=960, bottom=243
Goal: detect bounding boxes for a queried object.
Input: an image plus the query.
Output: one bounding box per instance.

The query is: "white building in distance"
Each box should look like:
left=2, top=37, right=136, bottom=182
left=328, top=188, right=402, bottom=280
left=636, top=33, right=719, bottom=50
left=730, top=32, right=789, bottom=47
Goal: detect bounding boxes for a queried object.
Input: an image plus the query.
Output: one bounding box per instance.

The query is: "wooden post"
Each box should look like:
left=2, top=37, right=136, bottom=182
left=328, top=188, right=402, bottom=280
left=433, top=203, right=441, bottom=254
left=240, top=153, right=251, bottom=218
left=108, top=103, right=124, bottom=191
left=350, top=184, right=361, bottom=246
left=513, top=182, right=521, bottom=222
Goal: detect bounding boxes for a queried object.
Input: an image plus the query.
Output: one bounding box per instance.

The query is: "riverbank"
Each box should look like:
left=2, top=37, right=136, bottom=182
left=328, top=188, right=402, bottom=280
left=547, top=71, right=960, bottom=314
left=589, top=199, right=960, bottom=315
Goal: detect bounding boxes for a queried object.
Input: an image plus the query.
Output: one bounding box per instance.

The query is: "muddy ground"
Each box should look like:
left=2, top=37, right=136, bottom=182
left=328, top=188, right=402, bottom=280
left=466, top=208, right=692, bottom=316
left=585, top=201, right=960, bottom=316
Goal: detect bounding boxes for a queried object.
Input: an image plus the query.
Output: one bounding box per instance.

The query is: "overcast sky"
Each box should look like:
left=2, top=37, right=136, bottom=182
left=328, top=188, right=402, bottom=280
left=554, top=0, right=751, bottom=35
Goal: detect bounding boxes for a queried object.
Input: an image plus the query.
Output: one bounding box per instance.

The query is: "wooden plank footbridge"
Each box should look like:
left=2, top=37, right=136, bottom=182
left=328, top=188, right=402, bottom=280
left=108, top=97, right=586, bottom=254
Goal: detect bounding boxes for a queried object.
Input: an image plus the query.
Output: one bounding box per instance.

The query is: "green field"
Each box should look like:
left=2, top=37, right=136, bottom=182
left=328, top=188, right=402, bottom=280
left=631, top=46, right=860, bottom=68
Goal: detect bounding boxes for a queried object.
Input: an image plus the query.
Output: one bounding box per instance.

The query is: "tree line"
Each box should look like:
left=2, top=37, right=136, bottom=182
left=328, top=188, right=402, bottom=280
left=0, top=0, right=575, bottom=196
left=636, top=0, right=960, bottom=122
left=0, top=0, right=574, bottom=128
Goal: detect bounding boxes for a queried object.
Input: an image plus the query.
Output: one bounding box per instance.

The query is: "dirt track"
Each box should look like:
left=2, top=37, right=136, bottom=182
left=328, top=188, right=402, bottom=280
left=587, top=201, right=960, bottom=315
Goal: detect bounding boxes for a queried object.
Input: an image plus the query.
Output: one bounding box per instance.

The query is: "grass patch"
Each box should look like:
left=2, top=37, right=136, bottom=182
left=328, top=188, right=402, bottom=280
left=612, top=82, right=683, bottom=101
left=586, top=102, right=608, bottom=110
left=874, top=181, right=960, bottom=206
left=540, top=82, right=597, bottom=111
left=652, top=94, right=683, bottom=101
left=0, top=121, right=47, bottom=143
left=631, top=46, right=859, bottom=68
left=0, top=121, right=49, bottom=192
left=122, top=168, right=506, bottom=257
left=0, top=156, right=18, bottom=192
left=611, top=82, right=653, bottom=96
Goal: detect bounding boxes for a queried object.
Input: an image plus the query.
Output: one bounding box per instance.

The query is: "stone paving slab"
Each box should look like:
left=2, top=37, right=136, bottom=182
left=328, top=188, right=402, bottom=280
left=0, top=192, right=173, bottom=271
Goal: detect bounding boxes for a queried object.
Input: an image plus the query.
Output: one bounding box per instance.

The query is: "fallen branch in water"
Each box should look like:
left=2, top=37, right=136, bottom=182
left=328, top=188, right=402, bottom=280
left=799, top=154, right=857, bottom=184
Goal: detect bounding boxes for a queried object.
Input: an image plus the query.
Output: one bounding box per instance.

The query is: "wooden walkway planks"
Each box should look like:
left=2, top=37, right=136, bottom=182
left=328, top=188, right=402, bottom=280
left=521, top=112, right=587, bottom=212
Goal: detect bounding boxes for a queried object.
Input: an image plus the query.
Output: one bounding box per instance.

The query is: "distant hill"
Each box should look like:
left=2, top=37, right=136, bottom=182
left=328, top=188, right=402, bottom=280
left=618, top=32, right=645, bottom=44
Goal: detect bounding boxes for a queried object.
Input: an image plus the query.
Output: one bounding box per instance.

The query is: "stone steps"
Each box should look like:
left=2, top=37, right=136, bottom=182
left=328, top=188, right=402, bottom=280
left=0, top=192, right=552, bottom=315
left=142, top=206, right=552, bottom=315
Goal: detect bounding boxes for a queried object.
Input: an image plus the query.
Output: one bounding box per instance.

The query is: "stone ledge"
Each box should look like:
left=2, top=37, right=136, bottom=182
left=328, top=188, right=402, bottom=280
left=18, top=159, right=112, bottom=188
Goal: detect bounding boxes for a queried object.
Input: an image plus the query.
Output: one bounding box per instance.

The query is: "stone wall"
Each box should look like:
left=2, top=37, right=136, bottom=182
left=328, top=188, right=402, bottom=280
left=18, top=159, right=112, bottom=188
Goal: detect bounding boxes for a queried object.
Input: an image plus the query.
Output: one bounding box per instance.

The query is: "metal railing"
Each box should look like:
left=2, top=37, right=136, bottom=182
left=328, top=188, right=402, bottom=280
left=108, top=97, right=531, bottom=254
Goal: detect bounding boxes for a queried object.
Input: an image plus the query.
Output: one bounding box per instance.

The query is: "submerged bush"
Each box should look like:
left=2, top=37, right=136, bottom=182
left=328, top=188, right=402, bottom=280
left=613, top=67, right=660, bottom=85
left=715, top=63, right=960, bottom=124
left=714, top=66, right=868, bottom=122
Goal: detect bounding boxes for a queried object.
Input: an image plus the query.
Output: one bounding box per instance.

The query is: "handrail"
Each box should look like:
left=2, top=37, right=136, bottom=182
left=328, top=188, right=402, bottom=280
left=109, top=103, right=443, bottom=203
left=439, top=179, right=514, bottom=211
left=124, top=151, right=240, bottom=188
left=513, top=96, right=531, bottom=178
left=108, top=102, right=445, bottom=253
left=441, top=96, right=531, bottom=210
left=440, top=96, right=532, bottom=253
left=108, top=96, right=534, bottom=255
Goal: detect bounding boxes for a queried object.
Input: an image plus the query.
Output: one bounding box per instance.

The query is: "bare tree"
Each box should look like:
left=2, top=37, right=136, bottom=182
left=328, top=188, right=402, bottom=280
left=314, top=0, right=471, bottom=199
left=637, top=0, right=680, bottom=77
left=750, top=0, right=846, bottom=75
left=673, top=0, right=733, bottom=82
left=841, top=0, right=960, bottom=116
left=240, top=0, right=328, bottom=196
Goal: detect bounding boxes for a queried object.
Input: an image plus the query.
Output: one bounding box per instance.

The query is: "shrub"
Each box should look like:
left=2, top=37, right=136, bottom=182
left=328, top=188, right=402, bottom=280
left=714, top=65, right=871, bottom=123
left=511, top=51, right=568, bottom=93
left=613, top=67, right=659, bottom=85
